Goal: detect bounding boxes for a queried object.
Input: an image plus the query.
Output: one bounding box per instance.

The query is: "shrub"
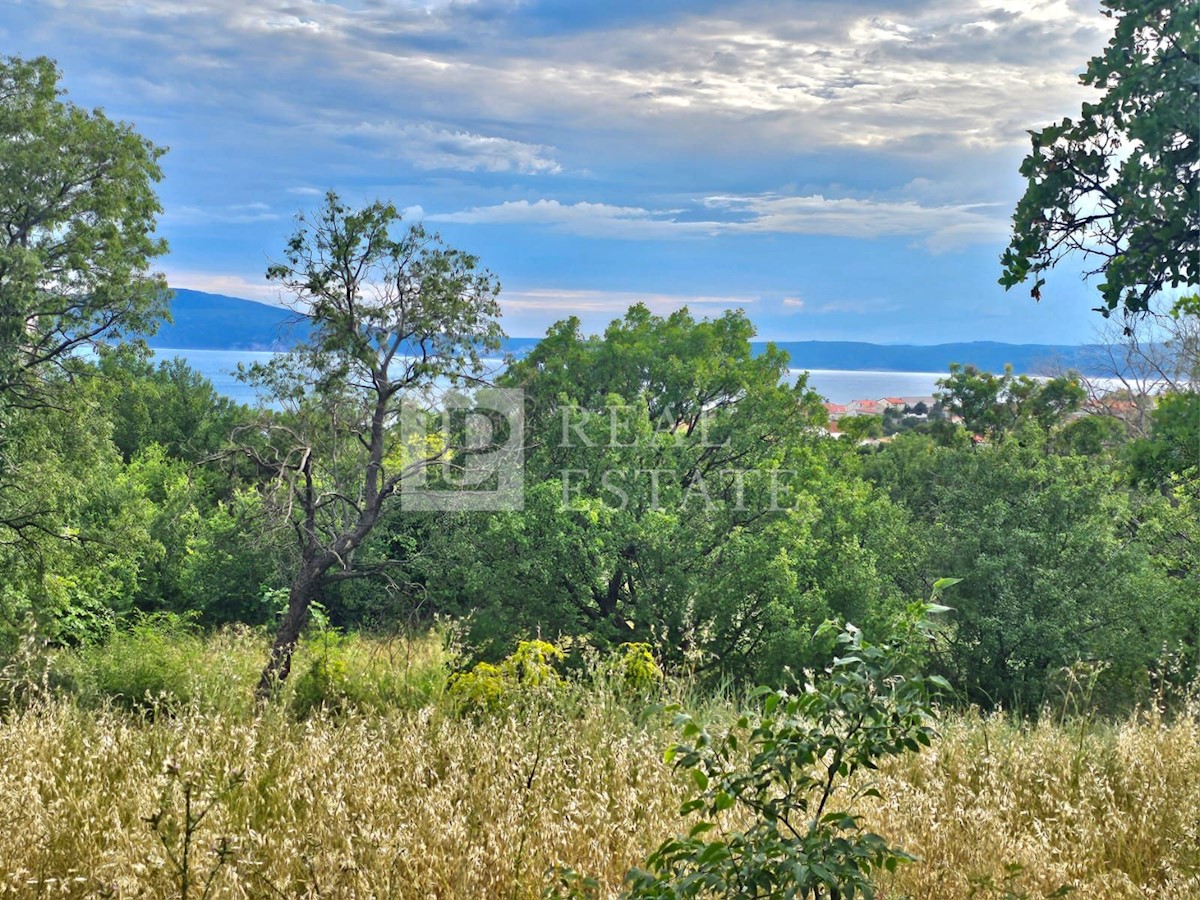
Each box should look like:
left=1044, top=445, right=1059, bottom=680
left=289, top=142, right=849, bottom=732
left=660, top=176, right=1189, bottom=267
left=67, top=612, right=203, bottom=714
left=622, top=601, right=950, bottom=899
left=602, top=642, right=665, bottom=697
left=448, top=639, right=567, bottom=714
left=287, top=626, right=456, bottom=719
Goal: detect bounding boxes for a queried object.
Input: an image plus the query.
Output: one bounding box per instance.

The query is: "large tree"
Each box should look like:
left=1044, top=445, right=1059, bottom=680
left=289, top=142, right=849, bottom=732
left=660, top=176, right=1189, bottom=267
left=241, top=194, right=503, bottom=696
left=935, top=363, right=1085, bottom=438
left=418, top=306, right=919, bottom=682
left=0, top=55, right=168, bottom=402
left=1000, top=0, right=1198, bottom=315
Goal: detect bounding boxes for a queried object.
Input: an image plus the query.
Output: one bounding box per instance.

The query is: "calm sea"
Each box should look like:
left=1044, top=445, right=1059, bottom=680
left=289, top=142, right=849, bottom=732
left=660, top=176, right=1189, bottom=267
left=151, top=349, right=949, bottom=407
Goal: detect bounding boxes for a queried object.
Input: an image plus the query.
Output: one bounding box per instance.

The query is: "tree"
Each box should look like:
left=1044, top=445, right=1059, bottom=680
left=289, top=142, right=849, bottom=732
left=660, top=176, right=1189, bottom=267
left=864, top=434, right=1190, bottom=711
left=1000, top=0, right=1198, bottom=316
left=0, top=387, right=161, bottom=650
left=0, top=56, right=168, bottom=403
left=240, top=194, right=503, bottom=697
left=418, top=306, right=919, bottom=682
left=839, top=414, right=884, bottom=442
left=1126, top=390, right=1200, bottom=493
left=935, top=364, right=1085, bottom=438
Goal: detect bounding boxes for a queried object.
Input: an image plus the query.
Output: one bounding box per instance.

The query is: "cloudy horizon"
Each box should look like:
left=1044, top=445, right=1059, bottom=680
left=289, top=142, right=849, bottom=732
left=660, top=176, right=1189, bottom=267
left=5, top=0, right=1118, bottom=342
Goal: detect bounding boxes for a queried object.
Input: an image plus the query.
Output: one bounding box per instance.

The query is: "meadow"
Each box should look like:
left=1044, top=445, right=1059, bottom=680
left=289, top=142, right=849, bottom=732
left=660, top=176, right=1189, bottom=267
left=1, top=626, right=1196, bottom=899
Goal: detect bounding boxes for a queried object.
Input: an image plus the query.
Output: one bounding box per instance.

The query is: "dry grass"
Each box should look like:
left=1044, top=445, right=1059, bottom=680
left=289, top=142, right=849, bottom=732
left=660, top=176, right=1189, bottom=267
left=0, top=632, right=1197, bottom=898
left=0, top=700, right=680, bottom=898
left=869, top=709, right=1200, bottom=899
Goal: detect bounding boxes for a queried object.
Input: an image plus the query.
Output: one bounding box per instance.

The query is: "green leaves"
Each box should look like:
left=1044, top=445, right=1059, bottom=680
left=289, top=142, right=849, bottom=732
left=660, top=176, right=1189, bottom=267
left=0, top=55, right=168, bottom=402
left=936, top=363, right=1085, bottom=438
left=1000, top=0, right=1198, bottom=316
left=624, top=615, right=946, bottom=899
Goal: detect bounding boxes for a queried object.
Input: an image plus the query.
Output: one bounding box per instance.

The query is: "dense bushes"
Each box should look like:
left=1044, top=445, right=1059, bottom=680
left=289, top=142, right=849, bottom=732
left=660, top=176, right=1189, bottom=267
left=1, top=313, right=1195, bottom=717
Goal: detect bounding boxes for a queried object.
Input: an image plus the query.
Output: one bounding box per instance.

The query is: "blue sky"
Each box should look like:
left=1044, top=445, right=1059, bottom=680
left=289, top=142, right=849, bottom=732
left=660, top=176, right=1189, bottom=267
left=5, top=0, right=1119, bottom=342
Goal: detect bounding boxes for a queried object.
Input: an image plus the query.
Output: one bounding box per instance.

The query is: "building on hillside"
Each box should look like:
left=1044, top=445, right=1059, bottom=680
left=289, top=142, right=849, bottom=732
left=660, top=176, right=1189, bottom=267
left=822, top=402, right=849, bottom=420
left=848, top=399, right=884, bottom=415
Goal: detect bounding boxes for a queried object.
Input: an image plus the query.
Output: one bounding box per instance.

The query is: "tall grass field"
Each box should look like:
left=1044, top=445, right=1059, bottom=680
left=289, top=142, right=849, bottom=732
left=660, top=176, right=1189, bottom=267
left=0, top=625, right=1197, bottom=898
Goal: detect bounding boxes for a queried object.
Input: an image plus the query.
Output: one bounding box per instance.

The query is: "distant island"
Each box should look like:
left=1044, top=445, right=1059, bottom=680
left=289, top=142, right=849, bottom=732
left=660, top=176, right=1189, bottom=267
left=151, top=289, right=1111, bottom=376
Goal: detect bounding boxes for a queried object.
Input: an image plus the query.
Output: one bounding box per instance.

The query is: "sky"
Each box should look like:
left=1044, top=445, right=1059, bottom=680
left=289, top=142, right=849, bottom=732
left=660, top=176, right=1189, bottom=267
left=4, top=0, right=1122, bottom=343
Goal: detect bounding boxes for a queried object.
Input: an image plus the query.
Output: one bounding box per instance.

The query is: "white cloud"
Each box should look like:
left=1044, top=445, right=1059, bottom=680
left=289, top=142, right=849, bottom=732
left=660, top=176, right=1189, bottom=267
left=160, top=268, right=283, bottom=304
left=347, top=121, right=562, bottom=174
left=434, top=192, right=1010, bottom=249
left=429, top=199, right=719, bottom=238
left=706, top=193, right=1011, bottom=250
left=37, top=0, right=1104, bottom=164
left=166, top=202, right=281, bottom=225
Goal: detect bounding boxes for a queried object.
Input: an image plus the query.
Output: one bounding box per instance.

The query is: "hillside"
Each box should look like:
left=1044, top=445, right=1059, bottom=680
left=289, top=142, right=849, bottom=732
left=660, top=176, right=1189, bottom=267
left=153, top=289, right=1105, bottom=375
left=147, top=289, right=310, bottom=351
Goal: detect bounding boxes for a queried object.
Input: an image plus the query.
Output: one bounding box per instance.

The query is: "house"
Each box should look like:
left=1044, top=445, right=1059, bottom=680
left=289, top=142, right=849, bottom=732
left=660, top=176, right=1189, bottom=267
left=848, top=398, right=883, bottom=415
left=822, top=402, right=849, bottom=420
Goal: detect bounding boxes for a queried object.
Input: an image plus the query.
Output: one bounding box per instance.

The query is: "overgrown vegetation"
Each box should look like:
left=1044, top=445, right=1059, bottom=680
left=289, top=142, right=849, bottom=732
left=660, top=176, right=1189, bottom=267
left=1, top=2, right=1198, bottom=892
left=1, top=627, right=1198, bottom=898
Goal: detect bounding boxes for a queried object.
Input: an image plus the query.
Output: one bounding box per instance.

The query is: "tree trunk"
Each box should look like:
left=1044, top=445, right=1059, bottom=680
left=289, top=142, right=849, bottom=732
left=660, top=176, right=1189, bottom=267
left=255, top=565, right=323, bottom=702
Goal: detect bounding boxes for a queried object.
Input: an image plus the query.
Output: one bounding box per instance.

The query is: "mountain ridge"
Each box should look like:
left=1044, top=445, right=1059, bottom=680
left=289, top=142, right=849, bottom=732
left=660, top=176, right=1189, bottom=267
left=150, top=288, right=1109, bottom=376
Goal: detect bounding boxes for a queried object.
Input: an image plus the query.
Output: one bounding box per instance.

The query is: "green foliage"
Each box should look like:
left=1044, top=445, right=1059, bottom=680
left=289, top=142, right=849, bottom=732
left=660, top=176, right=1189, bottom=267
left=426, top=305, right=911, bottom=684
left=290, top=633, right=353, bottom=719
left=936, top=364, right=1085, bottom=438
left=839, top=415, right=884, bottom=441
left=1000, top=0, right=1198, bottom=315
left=503, top=304, right=825, bottom=433
left=1053, top=414, right=1128, bottom=457
left=604, top=642, right=665, bottom=696
left=0, top=391, right=163, bottom=649
left=0, top=55, right=167, bottom=401
left=865, top=434, right=1192, bottom=712
left=448, top=639, right=567, bottom=714
left=1126, top=390, right=1200, bottom=492
left=623, top=608, right=949, bottom=899
left=94, top=346, right=251, bottom=466
left=286, top=625, right=458, bottom=718
left=66, top=613, right=203, bottom=714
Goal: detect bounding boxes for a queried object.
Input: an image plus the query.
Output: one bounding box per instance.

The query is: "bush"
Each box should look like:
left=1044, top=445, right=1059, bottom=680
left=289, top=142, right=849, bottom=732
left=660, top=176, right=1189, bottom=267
left=67, top=612, right=204, bottom=714
left=622, top=603, right=950, bottom=899
left=448, top=639, right=567, bottom=714
left=601, top=642, right=665, bottom=697
left=288, top=626, right=457, bottom=719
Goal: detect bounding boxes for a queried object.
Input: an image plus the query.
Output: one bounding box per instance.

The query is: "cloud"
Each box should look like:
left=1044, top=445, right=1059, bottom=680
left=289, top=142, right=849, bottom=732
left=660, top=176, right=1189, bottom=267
left=433, top=191, right=1010, bottom=249
left=499, top=286, right=760, bottom=334
left=31, top=0, right=1104, bottom=166
left=345, top=121, right=562, bottom=174
left=705, top=193, right=1011, bottom=250
left=808, top=298, right=904, bottom=315
left=165, top=202, right=282, bottom=225
left=429, top=199, right=720, bottom=238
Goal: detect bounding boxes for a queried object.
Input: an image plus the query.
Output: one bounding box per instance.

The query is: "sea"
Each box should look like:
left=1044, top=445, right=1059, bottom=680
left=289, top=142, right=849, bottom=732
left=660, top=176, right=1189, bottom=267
left=149, top=348, right=952, bottom=407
